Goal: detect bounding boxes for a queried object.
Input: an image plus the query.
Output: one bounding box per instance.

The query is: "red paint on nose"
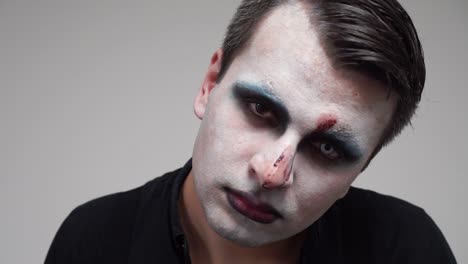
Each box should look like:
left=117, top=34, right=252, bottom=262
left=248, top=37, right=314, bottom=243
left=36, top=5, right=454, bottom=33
left=316, top=115, right=337, bottom=132
left=273, top=152, right=285, bottom=167
left=263, top=146, right=294, bottom=189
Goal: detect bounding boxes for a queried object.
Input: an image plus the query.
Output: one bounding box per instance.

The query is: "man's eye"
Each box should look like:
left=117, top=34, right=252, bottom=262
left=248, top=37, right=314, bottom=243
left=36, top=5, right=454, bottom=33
left=312, top=142, right=341, bottom=160
left=248, top=102, right=275, bottom=120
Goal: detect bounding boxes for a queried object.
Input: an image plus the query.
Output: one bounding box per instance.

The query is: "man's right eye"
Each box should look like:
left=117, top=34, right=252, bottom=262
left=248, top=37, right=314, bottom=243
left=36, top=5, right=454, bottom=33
left=248, top=102, right=276, bottom=122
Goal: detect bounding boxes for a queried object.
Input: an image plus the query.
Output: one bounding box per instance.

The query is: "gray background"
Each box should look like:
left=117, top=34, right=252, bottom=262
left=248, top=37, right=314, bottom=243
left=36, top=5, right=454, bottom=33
left=1, top=0, right=466, bottom=263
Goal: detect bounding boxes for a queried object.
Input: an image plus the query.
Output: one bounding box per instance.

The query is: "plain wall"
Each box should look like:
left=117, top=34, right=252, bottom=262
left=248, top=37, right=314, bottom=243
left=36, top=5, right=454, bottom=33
left=1, top=0, right=466, bottom=263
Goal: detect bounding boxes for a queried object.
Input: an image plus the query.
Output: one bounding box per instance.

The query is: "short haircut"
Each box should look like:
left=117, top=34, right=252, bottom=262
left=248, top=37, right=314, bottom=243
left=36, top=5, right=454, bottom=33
left=218, top=0, right=425, bottom=148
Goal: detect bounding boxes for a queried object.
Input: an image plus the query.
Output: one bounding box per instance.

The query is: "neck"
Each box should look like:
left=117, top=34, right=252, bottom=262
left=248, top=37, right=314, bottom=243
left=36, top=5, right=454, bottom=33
left=178, top=170, right=306, bottom=264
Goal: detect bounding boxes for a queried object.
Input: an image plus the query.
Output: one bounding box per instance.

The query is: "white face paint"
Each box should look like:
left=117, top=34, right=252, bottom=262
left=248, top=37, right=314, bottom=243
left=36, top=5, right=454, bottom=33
left=191, top=3, right=396, bottom=247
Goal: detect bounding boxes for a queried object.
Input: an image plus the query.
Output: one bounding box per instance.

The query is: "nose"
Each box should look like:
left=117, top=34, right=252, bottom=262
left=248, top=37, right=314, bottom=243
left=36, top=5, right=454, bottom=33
left=249, top=142, right=296, bottom=189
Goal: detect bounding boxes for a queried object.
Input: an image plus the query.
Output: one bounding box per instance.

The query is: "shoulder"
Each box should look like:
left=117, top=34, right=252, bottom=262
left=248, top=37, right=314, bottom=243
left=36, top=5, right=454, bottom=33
left=339, top=187, right=435, bottom=242
left=62, top=171, right=176, bottom=243
left=336, top=187, right=457, bottom=263
left=45, top=169, right=179, bottom=264
left=341, top=186, right=427, bottom=222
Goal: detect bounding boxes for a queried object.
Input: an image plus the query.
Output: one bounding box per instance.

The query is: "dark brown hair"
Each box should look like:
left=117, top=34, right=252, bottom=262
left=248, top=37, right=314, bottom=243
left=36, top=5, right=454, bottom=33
left=218, top=0, right=425, bottom=147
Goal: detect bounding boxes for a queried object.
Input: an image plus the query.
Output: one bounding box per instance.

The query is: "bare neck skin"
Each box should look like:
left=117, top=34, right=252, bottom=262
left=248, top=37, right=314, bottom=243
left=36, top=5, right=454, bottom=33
left=178, top=170, right=306, bottom=264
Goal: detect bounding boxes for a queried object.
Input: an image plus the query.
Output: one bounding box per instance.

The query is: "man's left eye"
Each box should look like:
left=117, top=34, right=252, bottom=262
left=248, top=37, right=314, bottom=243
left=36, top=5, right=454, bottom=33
left=312, top=142, right=341, bottom=160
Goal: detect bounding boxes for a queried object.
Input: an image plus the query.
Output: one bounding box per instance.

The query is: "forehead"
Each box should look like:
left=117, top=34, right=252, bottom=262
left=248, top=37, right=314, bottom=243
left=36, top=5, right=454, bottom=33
left=219, top=2, right=396, bottom=145
left=243, top=3, right=388, bottom=103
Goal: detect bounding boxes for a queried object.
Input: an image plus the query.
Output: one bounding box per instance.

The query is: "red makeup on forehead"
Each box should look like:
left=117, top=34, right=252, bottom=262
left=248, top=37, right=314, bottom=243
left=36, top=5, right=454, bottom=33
left=316, top=114, right=337, bottom=132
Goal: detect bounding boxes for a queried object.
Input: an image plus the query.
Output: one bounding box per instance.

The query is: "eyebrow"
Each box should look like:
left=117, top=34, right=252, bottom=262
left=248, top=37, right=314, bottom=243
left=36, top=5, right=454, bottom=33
left=231, top=81, right=291, bottom=126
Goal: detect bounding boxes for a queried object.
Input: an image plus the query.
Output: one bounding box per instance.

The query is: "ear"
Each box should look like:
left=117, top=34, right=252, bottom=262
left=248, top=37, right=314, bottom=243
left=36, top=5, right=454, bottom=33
left=194, top=48, right=224, bottom=120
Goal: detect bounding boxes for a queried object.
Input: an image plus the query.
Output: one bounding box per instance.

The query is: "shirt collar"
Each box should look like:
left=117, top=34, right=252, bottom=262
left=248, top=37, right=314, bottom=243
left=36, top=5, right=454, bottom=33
left=127, top=158, right=192, bottom=263
left=169, top=158, right=192, bottom=251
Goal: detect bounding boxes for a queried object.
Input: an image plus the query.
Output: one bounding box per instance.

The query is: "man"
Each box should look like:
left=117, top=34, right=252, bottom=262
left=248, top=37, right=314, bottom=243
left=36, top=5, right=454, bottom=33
left=45, top=0, right=456, bottom=263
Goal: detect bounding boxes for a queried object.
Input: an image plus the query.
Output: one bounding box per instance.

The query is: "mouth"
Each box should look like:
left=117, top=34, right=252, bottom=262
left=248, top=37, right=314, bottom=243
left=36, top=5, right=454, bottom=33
left=224, top=187, right=282, bottom=224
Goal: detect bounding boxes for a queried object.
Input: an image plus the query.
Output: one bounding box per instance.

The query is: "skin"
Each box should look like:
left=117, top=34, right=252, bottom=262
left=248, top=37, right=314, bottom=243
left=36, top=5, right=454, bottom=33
left=180, top=2, right=396, bottom=263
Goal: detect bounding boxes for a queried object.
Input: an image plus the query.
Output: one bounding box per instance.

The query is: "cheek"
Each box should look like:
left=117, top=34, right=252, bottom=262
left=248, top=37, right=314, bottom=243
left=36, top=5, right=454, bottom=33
left=205, top=99, right=272, bottom=157
left=291, top=177, right=349, bottom=225
left=296, top=172, right=352, bottom=202
left=293, top=155, right=358, bottom=208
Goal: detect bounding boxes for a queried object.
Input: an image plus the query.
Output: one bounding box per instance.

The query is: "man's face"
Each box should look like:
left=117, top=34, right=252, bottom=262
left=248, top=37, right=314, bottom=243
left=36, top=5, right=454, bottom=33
left=191, top=3, right=395, bottom=246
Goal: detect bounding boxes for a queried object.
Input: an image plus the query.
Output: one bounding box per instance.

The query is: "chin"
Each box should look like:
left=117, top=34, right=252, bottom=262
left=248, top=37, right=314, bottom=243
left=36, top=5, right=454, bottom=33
left=202, top=204, right=294, bottom=247
left=208, top=220, right=273, bottom=247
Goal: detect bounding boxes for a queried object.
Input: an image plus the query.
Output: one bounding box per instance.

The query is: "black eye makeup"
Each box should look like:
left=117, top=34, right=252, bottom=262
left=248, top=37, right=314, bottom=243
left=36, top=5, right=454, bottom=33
left=312, top=141, right=341, bottom=161
left=303, top=130, right=363, bottom=165
left=231, top=81, right=290, bottom=128
left=248, top=102, right=275, bottom=120
left=231, top=80, right=364, bottom=166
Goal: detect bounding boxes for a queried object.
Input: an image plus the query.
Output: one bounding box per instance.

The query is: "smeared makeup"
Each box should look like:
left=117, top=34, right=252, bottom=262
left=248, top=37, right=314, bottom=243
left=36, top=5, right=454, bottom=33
left=315, top=115, right=337, bottom=132
left=307, top=118, right=364, bottom=163
left=263, top=145, right=294, bottom=188
left=231, top=81, right=291, bottom=127
left=273, top=152, right=286, bottom=167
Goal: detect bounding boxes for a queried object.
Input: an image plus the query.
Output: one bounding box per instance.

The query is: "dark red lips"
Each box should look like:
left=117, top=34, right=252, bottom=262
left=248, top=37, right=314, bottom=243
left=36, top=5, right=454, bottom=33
left=225, top=187, right=282, bottom=224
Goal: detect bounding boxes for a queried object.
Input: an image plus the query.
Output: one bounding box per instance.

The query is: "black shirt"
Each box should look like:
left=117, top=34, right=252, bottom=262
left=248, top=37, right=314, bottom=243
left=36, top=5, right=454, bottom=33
left=45, top=159, right=457, bottom=263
